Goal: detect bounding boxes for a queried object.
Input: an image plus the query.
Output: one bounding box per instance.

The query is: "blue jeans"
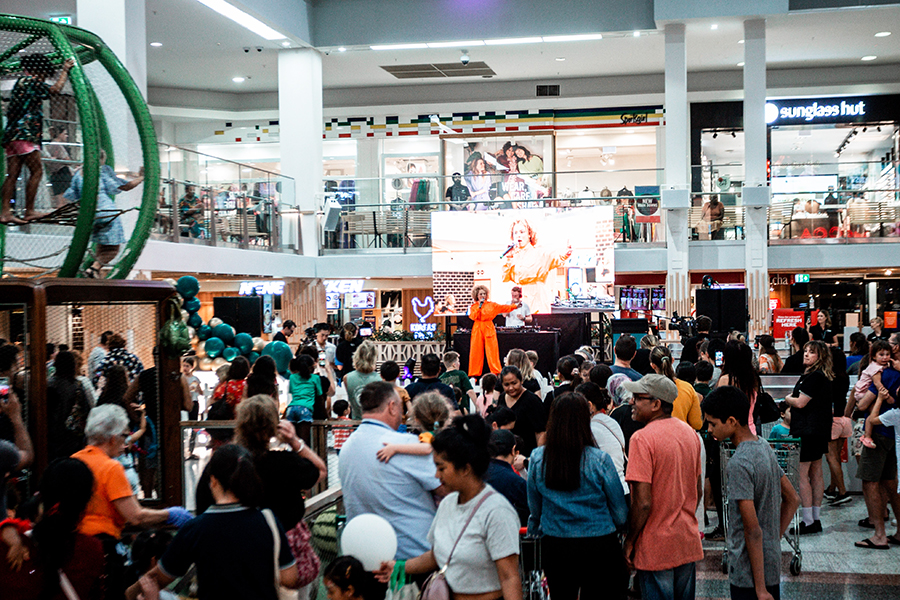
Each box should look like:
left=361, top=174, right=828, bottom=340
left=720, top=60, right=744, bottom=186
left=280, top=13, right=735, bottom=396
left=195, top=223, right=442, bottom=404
left=637, top=562, right=696, bottom=600
left=285, top=404, right=313, bottom=423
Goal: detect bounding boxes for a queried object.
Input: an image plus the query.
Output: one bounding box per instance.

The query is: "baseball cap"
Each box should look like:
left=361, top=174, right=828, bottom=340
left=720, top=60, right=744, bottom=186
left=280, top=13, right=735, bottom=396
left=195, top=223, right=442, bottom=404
left=622, top=374, right=678, bottom=404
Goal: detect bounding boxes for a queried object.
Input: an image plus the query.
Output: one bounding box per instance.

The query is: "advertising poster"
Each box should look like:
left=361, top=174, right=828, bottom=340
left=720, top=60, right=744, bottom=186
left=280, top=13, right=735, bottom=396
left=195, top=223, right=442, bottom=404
left=432, top=207, right=615, bottom=314
left=634, top=185, right=661, bottom=223
left=773, top=308, right=818, bottom=339
left=263, top=295, right=273, bottom=334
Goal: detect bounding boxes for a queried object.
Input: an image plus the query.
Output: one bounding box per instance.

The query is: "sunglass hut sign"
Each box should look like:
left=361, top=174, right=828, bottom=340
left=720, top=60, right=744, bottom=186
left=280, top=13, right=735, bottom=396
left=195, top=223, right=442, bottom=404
left=765, top=98, right=866, bottom=125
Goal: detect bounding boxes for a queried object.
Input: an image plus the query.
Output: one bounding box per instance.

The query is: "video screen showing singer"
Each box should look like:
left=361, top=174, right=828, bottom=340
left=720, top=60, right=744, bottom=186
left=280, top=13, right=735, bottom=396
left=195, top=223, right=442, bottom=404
left=501, top=218, right=571, bottom=314
left=468, top=285, right=520, bottom=377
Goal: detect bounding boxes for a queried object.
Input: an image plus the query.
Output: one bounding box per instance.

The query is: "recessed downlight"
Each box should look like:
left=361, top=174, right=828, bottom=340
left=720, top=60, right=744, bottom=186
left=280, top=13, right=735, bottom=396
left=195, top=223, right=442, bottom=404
left=633, top=31, right=641, bottom=37
left=150, top=42, right=162, bottom=47
left=875, top=31, right=891, bottom=37
left=338, top=47, right=346, bottom=52
left=555, top=57, right=566, bottom=61
left=710, top=24, right=718, bottom=30
left=232, top=76, right=245, bottom=83
left=861, top=55, right=877, bottom=61
left=737, top=62, right=744, bottom=67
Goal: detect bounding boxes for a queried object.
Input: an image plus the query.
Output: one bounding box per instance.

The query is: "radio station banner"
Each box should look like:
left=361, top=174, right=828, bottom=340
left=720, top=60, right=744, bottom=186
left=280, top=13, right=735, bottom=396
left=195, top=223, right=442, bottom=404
left=773, top=308, right=818, bottom=339
left=432, top=207, right=615, bottom=315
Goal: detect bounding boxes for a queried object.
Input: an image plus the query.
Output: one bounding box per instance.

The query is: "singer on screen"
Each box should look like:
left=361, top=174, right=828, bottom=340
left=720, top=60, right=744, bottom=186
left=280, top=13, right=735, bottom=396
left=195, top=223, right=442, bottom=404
left=501, top=218, right=572, bottom=313
left=468, top=285, right=520, bottom=377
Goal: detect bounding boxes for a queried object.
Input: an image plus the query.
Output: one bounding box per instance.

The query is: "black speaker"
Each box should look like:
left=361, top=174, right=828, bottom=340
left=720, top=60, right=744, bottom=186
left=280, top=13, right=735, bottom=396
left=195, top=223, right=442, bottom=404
left=695, top=288, right=747, bottom=333
left=611, top=318, right=650, bottom=335
left=214, top=296, right=263, bottom=337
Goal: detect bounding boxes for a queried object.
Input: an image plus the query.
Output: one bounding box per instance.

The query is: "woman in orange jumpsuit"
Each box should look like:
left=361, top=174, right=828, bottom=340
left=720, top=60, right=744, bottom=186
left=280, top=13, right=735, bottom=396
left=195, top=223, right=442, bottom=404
left=468, top=285, right=520, bottom=377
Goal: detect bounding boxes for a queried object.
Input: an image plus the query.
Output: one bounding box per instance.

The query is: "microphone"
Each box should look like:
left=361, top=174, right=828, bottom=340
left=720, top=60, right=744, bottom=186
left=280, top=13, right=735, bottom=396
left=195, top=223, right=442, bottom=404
left=479, top=301, right=484, bottom=309
left=500, top=244, right=515, bottom=258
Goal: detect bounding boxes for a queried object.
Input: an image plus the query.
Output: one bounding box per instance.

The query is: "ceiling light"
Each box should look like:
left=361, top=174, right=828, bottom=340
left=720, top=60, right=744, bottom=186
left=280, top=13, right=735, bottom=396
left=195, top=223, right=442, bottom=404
left=633, top=31, right=641, bottom=37
left=738, top=39, right=744, bottom=44
left=483, top=37, right=543, bottom=46
left=370, top=43, right=428, bottom=50
left=232, top=76, right=245, bottom=83
left=861, top=55, right=877, bottom=61
left=737, top=62, right=744, bottom=67
left=150, top=42, right=163, bottom=47
left=338, top=47, right=346, bottom=52
left=281, top=41, right=291, bottom=47
left=886, top=269, right=893, bottom=276
left=193, top=0, right=285, bottom=40
left=426, top=40, right=484, bottom=48
left=875, top=31, right=891, bottom=37
left=542, top=34, right=603, bottom=42
left=710, top=24, right=718, bottom=30
left=556, top=57, right=566, bottom=61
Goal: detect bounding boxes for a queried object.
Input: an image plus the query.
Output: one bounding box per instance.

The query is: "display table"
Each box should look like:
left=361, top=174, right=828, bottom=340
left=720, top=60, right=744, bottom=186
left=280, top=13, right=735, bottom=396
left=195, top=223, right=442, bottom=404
left=453, top=329, right=559, bottom=376
left=784, top=213, right=841, bottom=238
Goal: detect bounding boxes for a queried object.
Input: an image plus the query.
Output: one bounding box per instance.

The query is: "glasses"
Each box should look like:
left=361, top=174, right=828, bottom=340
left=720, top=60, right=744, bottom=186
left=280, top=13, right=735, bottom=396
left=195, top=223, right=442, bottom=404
left=632, top=394, right=654, bottom=403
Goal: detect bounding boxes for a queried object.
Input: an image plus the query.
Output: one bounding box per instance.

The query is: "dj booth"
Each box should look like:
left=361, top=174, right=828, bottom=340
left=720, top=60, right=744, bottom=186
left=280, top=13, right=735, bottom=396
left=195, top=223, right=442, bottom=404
left=451, top=313, right=591, bottom=376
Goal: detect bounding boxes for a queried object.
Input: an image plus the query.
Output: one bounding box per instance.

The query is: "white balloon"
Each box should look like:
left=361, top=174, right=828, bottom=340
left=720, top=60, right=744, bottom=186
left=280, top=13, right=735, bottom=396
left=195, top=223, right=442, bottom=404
left=209, top=317, right=223, bottom=328
left=340, top=514, right=397, bottom=571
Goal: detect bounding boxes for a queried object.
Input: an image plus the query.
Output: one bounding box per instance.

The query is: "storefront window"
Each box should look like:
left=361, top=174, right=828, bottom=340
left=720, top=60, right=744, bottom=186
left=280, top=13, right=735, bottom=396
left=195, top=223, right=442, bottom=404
left=383, top=137, right=440, bottom=207
left=556, top=129, right=660, bottom=200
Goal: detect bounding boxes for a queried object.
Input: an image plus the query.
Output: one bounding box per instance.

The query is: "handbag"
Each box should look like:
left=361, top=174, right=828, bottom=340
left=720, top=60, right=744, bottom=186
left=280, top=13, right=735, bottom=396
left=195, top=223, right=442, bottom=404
left=754, top=388, right=780, bottom=425
left=263, top=508, right=300, bottom=600
left=285, top=520, right=320, bottom=587
left=419, top=491, right=494, bottom=600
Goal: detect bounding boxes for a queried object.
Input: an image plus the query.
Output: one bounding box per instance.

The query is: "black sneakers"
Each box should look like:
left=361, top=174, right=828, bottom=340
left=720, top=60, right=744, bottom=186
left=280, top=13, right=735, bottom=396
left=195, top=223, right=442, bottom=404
left=830, top=492, right=852, bottom=506
left=790, top=520, right=823, bottom=535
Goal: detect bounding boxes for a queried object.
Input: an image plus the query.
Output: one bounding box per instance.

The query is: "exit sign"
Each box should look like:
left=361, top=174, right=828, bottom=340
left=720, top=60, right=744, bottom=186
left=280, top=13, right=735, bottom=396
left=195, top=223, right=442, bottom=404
left=794, top=274, right=810, bottom=283
left=49, top=16, right=72, bottom=24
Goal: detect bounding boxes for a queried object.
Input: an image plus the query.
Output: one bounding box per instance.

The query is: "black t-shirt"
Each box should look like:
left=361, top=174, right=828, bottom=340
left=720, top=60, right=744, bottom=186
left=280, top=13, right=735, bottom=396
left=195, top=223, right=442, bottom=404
left=445, top=183, right=471, bottom=208
left=273, top=331, right=288, bottom=344
left=610, top=403, right=645, bottom=454
left=543, top=382, right=574, bottom=413
left=781, top=351, right=805, bottom=375
left=523, top=377, right=541, bottom=394
left=335, top=338, right=362, bottom=377
left=159, top=504, right=294, bottom=600
left=789, top=370, right=833, bottom=437
left=196, top=450, right=319, bottom=530
left=137, top=367, right=160, bottom=425
left=867, top=332, right=890, bottom=343
left=632, top=348, right=652, bottom=375
left=809, top=325, right=826, bottom=341
left=500, top=390, right=546, bottom=456
left=405, top=378, right=457, bottom=408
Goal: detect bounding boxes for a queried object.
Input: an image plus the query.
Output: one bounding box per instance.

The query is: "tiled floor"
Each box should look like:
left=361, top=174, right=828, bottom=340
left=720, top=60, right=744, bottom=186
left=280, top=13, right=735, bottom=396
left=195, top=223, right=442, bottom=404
left=698, top=493, right=900, bottom=598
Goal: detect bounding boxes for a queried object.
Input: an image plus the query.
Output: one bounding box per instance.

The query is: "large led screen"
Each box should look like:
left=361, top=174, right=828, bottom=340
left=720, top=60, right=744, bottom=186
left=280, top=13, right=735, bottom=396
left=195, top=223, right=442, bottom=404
left=432, top=207, right=615, bottom=314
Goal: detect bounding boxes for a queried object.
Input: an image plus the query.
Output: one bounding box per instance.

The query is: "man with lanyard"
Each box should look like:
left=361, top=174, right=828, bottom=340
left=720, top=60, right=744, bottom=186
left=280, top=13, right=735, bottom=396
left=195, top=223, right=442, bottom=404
left=504, top=286, right=532, bottom=328
left=339, top=382, right=445, bottom=578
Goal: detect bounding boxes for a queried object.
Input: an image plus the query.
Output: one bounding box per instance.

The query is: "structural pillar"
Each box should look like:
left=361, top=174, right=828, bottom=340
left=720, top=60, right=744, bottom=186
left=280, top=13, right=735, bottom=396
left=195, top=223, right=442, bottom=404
left=661, top=23, right=691, bottom=319
left=278, top=49, right=323, bottom=256
left=742, top=19, right=771, bottom=337
left=77, top=0, right=147, bottom=97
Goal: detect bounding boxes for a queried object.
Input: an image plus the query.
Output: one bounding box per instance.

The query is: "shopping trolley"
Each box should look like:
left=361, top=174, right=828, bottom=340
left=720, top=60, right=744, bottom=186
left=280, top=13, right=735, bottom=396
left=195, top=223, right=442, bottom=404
left=519, top=528, right=548, bottom=600
left=719, top=438, right=803, bottom=576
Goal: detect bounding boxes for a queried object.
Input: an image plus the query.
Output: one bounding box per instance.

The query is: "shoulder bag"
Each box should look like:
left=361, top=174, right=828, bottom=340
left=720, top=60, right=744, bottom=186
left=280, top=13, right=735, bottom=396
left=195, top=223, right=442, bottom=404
left=420, top=491, right=494, bottom=600
left=263, top=508, right=300, bottom=600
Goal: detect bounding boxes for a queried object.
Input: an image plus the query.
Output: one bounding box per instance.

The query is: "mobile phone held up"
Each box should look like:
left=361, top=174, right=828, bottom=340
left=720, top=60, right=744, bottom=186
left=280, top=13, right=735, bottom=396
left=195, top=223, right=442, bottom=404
left=0, top=377, right=10, bottom=404
left=715, top=351, right=724, bottom=367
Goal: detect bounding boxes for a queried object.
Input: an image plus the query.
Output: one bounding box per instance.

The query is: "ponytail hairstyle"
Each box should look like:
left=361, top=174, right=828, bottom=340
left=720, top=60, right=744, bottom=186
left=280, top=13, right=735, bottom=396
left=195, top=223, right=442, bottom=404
left=207, top=444, right=263, bottom=507
left=289, top=354, right=315, bottom=380
left=411, top=391, right=451, bottom=434
left=556, top=355, right=582, bottom=386
left=323, top=556, right=380, bottom=600
left=649, top=345, right=676, bottom=381
left=431, top=414, right=492, bottom=478
left=32, top=459, right=95, bottom=600
left=543, top=392, right=596, bottom=491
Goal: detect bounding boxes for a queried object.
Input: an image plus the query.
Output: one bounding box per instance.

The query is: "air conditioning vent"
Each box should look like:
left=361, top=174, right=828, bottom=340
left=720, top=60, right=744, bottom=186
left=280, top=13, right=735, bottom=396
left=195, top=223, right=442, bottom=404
left=381, top=62, right=495, bottom=79
left=536, top=84, right=560, bottom=97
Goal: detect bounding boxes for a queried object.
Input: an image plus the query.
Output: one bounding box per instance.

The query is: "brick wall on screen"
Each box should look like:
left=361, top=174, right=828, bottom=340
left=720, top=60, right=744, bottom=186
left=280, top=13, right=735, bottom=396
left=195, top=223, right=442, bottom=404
left=434, top=271, right=475, bottom=305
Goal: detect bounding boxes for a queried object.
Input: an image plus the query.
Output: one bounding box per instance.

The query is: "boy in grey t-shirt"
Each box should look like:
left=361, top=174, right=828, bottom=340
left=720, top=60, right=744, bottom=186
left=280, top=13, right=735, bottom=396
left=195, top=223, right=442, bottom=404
left=702, top=386, right=800, bottom=600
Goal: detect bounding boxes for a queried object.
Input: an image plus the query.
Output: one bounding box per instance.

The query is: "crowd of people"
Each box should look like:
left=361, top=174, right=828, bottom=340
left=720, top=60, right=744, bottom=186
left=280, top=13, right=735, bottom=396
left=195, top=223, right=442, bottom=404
left=2, top=312, right=899, bottom=600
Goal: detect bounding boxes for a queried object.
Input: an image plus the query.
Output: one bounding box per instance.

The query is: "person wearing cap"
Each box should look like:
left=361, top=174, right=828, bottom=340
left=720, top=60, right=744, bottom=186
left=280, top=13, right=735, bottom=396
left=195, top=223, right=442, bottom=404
left=484, top=429, right=528, bottom=526
left=623, top=374, right=704, bottom=600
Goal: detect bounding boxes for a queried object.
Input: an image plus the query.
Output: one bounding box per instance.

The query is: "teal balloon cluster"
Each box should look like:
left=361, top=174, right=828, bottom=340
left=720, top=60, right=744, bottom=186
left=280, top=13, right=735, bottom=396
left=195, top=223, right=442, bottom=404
left=262, top=340, right=293, bottom=376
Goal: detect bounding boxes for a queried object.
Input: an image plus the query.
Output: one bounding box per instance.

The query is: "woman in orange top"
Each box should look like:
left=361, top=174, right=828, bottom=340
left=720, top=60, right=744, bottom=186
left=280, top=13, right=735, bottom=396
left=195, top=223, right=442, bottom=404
left=468, top=285, right=520, bottom=377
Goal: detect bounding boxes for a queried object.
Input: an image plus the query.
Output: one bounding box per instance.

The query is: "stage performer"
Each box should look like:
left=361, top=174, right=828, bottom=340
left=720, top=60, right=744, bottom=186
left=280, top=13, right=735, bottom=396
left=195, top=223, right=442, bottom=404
left=468, top=285, right=520, bottom=377
left=501, top=218, right=571, bottom=313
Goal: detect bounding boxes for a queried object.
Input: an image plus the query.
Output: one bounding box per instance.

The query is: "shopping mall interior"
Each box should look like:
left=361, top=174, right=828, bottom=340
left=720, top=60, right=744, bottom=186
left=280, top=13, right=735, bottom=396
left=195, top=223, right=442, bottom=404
left=2, top=1, right=900, bottom=598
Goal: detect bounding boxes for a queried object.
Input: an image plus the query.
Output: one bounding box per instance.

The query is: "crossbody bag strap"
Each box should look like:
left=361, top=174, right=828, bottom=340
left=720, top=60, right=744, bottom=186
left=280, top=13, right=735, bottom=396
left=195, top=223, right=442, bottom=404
left=262, top=509, right=281, bottom=587
left=444, top=490, right=494, bottom=567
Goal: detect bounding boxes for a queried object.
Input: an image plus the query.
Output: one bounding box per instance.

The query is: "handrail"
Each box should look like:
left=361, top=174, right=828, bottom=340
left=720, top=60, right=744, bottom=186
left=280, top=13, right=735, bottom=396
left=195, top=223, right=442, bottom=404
left=160, top=142, right=292, bottom=180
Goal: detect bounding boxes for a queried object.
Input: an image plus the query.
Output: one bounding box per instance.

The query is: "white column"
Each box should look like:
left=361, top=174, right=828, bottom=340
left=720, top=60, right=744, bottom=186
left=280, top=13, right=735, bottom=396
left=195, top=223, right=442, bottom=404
left=356, top=138, right=380, bottom=205
left=77, top=0, right=147, bottom=97
left=662, top=23, right=691, bottom=319
left=278, top=49, right=323, bottom=256
left=742, top=19, right=771, bottom=337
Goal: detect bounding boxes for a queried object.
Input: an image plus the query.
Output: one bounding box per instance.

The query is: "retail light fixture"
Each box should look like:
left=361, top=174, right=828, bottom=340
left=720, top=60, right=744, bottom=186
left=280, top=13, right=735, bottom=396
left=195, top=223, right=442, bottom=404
left=232, top=76, right=245, bottom=83
left=338, top=47, right=346, bottom=52
left=875, top=31, right=891, bottom=37
left=861, top=55, right=877, bottom=61
left=737, top=62, right=744, bottom=67
left=543, top=33, right=603, bottom=42
left=150, top=42, right=163, bottom=47
left=633, top=31, right=641, bottom=37
left=710, top=24, right=718, bottom=30
left=556, top=57, right=566, bottom=61
left=484, top=37, right=543, bottom=45
left=426, top=40, right=484, bottom=48
left=738, top=39, right=744, bottom=44
left=193, top=0, right=285, bottom=40
left=370, top=43, right=428, bottom=50
left=281, top=41, right=291, bottom=47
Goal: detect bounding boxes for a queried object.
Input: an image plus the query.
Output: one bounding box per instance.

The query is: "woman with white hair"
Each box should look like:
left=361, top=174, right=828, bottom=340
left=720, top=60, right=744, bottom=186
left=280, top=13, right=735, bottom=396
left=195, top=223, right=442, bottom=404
left=73, top=405, right=192, bottom=599
left=343, top=340, right=381, bottom=420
